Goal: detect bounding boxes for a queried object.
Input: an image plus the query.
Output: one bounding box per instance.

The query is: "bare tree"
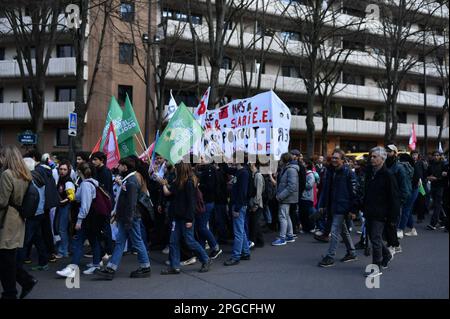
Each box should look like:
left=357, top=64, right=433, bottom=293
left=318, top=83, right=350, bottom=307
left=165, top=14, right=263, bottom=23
left=69, top=0, right=114, bottom=159
left=1, top=0, right=67, bottom=152
left=283, top=0, right=364, bottom=158
left=368, top=0, right=444, bottom=144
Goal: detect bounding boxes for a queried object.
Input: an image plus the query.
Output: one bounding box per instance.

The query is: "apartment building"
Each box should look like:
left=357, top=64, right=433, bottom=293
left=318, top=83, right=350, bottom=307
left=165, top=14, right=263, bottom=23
left=0, top=0, right=448, bottom=155
left=0, top=1, right=155, bottom=153
left=158, top=0, right=449, bottom=154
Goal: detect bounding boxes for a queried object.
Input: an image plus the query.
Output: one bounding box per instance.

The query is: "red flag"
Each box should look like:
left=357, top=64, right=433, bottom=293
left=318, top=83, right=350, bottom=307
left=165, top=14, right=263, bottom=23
left=91, top=136, right=102, bottom=154
left=102, top=122, right=121, bottom=169
left=194, top=87, right=210, bottom=126
left=409, top=123, right=417, bottom=151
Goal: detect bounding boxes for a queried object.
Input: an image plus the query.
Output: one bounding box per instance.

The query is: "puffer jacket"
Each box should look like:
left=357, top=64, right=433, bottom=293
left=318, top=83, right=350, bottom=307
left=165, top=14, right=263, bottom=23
left=276, top=161, right=299, bottom=204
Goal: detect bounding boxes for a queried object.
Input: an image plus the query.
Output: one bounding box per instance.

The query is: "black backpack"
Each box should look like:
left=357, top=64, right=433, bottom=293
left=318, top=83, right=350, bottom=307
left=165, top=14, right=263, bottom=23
left=10, top=181, right=40, bottom=220
left=247, top=168, right=257, bottom=199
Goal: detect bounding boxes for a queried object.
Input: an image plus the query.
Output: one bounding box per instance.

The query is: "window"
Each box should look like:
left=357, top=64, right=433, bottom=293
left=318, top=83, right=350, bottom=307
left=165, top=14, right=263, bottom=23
left=56, top=128, right=69, bottom=147
left=341, top=140, right=377, bottom=153
left=419, top=84, right=425, bottom=94
left=282, top=65, right=300, bottom=78
left=56, top=86, right=76, bottom=101
left=162, top=9, right=173, bottom=19
left=342, top=106, right=364, bottom=120
left=343, top=40, right=365, bottom=51
left=189, top=14, right=202, bottom=25
left=397, top=111, right=407, bottom=124
left=56, top=44, right=74, bottom=58
left=437, top=114, right=443, bottom=126
left=22, top=87, right=33, bottom=102
left=342, top=6, right=365, bottom=18
left=343, top=72, right=365, bottom=86
left=165, top=90, right=198, bottom=108
left=169, top=50, right=201, bottom=66
left=224, top=21, right=233, bottom=30
left=418, top=113, right=426, bottom=125
left=0, top=88, right=3, bottom=103
left=120, top=2, right=135, bottom=22
left=436, top=56, right=444, bottom=66
left=255, top=60, right=265, bottom=74
left=118, top=85, right=133, bottom=105
left=119, top=43, right=134, bottom=64
left=280, top=31, right=300, bottom=41
left=0, top=47, right=4, bottom=60
left=162, top=9, right=202, bottom=25
left=437, top=86, right=444, bottom=96
left=221, top=57, right=232, bottom=70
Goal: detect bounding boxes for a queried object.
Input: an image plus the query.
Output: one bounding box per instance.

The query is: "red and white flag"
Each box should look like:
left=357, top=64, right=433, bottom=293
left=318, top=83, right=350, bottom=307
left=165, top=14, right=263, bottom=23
left=193, top=87, right=210, bottom=127
left=102, top=122, right=121, bottom=169
left=409, top=123, right=417, bottom=151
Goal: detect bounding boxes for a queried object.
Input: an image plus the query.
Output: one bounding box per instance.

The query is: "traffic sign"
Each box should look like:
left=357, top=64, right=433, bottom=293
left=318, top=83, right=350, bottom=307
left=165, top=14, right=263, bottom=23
left=68, top=112, right=77, bottom=136
left=18, top=131, right=37, bottom=145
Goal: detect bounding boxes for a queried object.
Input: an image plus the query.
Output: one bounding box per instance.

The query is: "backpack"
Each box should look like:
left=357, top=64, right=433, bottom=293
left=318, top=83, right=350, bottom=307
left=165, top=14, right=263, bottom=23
left=262, top=175, right=276, bottom=204
left=195, top=188, right=206, bottom=214
left=87, top=181, right=112, bottom=217
left=10, top=181, right=40, bottom=220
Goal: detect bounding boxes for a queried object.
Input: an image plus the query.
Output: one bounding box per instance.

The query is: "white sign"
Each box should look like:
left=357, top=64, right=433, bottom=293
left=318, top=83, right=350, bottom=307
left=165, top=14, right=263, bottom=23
left=201, top=91, right=291, bottom=160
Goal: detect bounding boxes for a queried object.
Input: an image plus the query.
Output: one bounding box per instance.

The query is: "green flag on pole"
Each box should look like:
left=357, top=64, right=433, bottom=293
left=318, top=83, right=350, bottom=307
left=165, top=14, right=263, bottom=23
left=118, top=137, right=136, bottom=158
left=100, top=96, right=123, bottom=149
left=154, top=102, right=203, bottom=165
left=418, top=179, right=426, bottom=196
left=119, top=94, right=141, bottom=143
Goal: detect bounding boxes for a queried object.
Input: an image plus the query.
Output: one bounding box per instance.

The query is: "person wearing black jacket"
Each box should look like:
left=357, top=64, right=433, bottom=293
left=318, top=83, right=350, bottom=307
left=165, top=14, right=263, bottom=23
left=411, top=151, right=428, bottom=223
left=427, top=151, right=446, bottom=230
left=159, top=163, right=211, bottom=274
left=91, top=151, right=114, bottom=257
left=214, top=163, right=230, bottom=244
left=195, top=161, right=222, bottom=259
left=363, top=147, right=400, bottom=278
left=290, top=149, right=306, bottom=234
left=94, top=158, right=151, bottom=280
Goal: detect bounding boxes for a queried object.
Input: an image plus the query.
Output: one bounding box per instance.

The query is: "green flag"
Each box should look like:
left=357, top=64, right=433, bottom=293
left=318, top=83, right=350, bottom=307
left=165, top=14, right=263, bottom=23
left=100, top=96, right=123, bottom=149
left=118, top=136, right=136, bottom=158
left=418, top=179, right=426, bottom=196
left=119, top=94, right=141, bottom=143
left=155, top=102, right=203, bottom=165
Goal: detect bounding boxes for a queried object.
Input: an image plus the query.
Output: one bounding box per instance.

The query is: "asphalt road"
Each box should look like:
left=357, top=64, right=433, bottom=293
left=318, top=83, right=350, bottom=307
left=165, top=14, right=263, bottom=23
left=24, top=216, right=448, bottom=299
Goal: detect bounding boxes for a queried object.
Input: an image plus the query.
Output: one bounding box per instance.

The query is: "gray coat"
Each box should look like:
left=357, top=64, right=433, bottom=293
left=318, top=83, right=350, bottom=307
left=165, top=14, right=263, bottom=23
left=276, top=162, right=299, bottom=204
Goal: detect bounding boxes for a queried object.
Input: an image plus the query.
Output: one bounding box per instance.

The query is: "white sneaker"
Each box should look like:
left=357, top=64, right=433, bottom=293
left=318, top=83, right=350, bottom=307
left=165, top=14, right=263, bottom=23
left=404, top=228, right=418, bottom=237
left=165, top=260, right=170, bottom=266
left=205, top=242, right=210, bottom=250
left=181, top=257, right=197, bottom=266
left=83, top=266, right=99, bottom=275
left=86, top=262, right=95, bottom=268
left=249, top=241, right=255, bottom=249
left=388, top=246, right=396, bottom=257
left=162, top=246, right=169, bottom=255
left=56, top=265, right=76, bottom=278
left=397, top=229, right=404, bottom=239
left=315, top=230, right=324, bottom=236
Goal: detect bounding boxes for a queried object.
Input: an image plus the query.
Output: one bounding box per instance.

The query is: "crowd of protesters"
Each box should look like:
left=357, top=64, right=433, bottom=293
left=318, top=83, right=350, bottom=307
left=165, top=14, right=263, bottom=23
left=0, top=143, right=448, bottom=298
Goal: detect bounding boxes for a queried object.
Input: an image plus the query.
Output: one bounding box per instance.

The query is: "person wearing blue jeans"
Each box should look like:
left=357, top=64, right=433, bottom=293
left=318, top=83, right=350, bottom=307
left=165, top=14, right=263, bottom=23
left=168, top=220, right=209, bottom=270
left=398, top=188, right=419, bottom=235
left=56, top=204, right=71, bottom=257
left=318, top=149, right=358, bottom=267
left=195, top=202, right=221, bottom=258
left=107, top=217, right=150, bottom=271
left=94, top=158, right=151, bottom=280
left=223, top=161, right=251, bottom=266
left=228, top=206, right=250, bottom=263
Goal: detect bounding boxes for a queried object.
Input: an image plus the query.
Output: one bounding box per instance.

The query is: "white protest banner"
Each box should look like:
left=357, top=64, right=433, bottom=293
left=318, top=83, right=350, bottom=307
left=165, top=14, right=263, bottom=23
left=201, top=90, right=291, bottom=160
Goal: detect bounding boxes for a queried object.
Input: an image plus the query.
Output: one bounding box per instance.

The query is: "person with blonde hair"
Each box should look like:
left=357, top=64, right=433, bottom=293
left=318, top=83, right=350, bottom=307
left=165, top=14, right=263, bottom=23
left=0, top=145, right=38, bottom=299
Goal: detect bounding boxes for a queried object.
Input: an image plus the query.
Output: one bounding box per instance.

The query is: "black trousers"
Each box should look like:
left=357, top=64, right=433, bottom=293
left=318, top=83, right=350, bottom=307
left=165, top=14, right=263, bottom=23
left=413, top=193, right=427, bottom=221
left=367, top=220, right=391, bottom=266
left=289, top=204, right=300, bottom=232
left=0, top=249, right=34, bottom=299
left=249, top=207, right=264, bottom=247
left=384, top=221, right=400, bottom=248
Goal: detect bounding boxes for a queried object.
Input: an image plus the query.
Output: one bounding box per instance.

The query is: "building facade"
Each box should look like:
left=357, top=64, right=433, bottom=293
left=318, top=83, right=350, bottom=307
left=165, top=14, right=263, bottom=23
left=0, top=0, right=448, bottom=156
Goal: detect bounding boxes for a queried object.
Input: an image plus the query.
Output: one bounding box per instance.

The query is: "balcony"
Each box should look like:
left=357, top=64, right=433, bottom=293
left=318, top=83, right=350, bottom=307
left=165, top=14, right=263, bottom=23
left=165, top=62, right=446, bottom=109
left=0, top=57, right=77, bottom=78
left=290, top=115, right=448, bottom=139
left=0, top=101, right=75, bottom=120
left=165, top=20, right=447, bottom=80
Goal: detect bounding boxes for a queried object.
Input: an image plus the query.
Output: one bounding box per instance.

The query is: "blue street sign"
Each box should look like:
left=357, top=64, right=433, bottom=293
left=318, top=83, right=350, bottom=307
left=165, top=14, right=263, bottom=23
left=18, top=131, right=37, bottom=145
left=68, top=112, right=77, bottom=136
